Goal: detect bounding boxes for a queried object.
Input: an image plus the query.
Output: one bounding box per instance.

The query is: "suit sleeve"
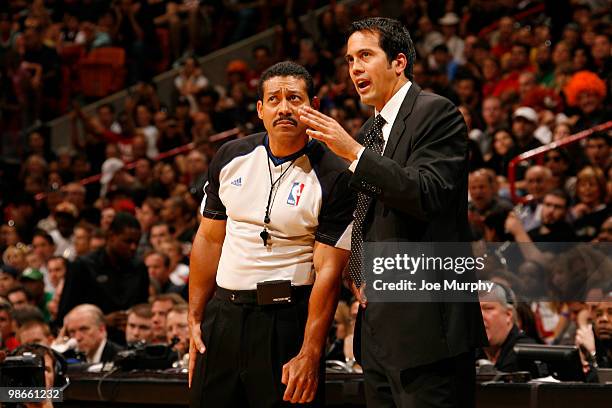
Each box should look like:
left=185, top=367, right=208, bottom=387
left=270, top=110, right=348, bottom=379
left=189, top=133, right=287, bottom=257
left=351, top=96, right=467, bottom=221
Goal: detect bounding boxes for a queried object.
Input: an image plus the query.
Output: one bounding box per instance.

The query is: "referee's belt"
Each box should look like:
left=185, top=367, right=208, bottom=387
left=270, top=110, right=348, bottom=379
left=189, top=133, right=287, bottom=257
left=215, top=284, right=312, bottom=305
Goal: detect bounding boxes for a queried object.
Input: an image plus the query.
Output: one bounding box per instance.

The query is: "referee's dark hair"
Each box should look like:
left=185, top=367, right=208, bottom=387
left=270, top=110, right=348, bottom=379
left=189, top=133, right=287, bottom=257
left=257, top=61, right=315, bottom=100
left=347, top=17, right=416, bottom=81
left=108, top=211, right=141, bottom=235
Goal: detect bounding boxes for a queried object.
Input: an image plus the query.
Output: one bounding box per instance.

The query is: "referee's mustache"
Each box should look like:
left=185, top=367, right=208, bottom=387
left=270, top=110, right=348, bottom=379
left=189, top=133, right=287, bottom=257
left=273, top=116, right=298, bottom=127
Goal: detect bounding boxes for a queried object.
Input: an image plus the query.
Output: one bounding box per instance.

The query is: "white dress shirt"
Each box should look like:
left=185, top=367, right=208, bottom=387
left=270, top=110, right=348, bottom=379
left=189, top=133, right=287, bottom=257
left=89, top=338, right=107, bottom=364
left=349, top=80, right=412, bottom=172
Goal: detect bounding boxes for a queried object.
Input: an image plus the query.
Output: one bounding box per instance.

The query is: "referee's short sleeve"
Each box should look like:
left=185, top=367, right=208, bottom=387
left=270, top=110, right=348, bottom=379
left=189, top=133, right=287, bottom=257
left=315, top=171, right=356, bottom=249
left=201, top=151, right=227, bottom=220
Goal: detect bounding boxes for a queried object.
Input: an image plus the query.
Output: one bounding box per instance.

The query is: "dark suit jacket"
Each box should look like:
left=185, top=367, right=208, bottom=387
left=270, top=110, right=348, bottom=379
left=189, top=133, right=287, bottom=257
left=100, top=339, right=124, bottom=363
left=475, top=325, right=535, bottom=372
left=352, top=83, right=487, bottom=369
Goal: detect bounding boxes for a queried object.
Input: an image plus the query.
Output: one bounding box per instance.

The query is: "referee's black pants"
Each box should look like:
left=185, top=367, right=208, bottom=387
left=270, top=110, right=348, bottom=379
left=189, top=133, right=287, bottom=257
left=190, top=287, right=324, bottom=408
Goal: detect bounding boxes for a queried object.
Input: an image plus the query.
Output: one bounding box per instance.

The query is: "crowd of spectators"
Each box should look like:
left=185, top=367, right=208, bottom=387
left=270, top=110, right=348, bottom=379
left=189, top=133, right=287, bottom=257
left=1, top=0, right=611, bottom=381
left=0, top=0, right=332, bottom=144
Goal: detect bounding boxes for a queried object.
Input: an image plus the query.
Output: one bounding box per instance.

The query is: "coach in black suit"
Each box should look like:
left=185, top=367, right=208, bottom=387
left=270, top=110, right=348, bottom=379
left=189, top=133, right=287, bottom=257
left=300, top=18, right=487, bottom=408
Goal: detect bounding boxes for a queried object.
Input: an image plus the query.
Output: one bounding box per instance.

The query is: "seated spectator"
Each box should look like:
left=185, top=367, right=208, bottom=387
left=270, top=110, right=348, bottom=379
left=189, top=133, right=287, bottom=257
left=11, top=305, right=46, bottom=329
left=457, top=105, right=485, bottom=171
left=89, top=228, right=106, bottom=251
left=145, top=250, right=184, bottom=295
left=161, top=196, right=196, bottom=243
left=553, top=302, right=590, bottom=346
left=7, top=285, right=33, bottom=310
left=166, top=303, right=188, bottom=355
left=575, top=295, right=611, bottom=382
left=19, top=267, right=51, bottom=321
left=0, top=300, right=19, bottom=351
left=514, top=165, right=553, bottom=232
left=528, top=190, right=577, bottom=242
left=515, top=302, right=545, bottom=344
left=485, top=129, right=515, bottom=177
left=3, top=245, right=29, bottom=273
left=476, top=96, right=507, bottom=159
left=174, top=57, right=209, bottom=103
left=17, top=320, right=53, bottom=346
left=49, top=201, right=78, bottom=260
left=72, top=223, right=93, bottom=258
left=63, top=304, right=123, bottom=363
left=135, top=197, right=163, bottom=257
left=571, top=166, right=609, bottom=241
left=160, top=239, right=189, bottom=286
left=591, top=298, right=611, bottom=368
left=595, top=216, right=612, bottom=242
left=150, top=293, right=185, bottom=344
left=57, top=212, right=149, bottom=344
left=509, top=107, right=542, bottom=155
left=476, top=283, right=535, bottom=372
left=46, top=256, right=66, bottom=293
left=125, top=303, right=154, bottom=346
left=469, top=168, right=513, bottom=239
left=0, top=264, right=19, bottom=297
left=149, top=221, right=172, bottom=252
left=564, top=70, right=609, bottom=132
left=31, top=230, right=56, bottom=271
left=438, top=12, right=465, bottom=64
left=543, top=149, right=575, bottom=197
left=184, top=149, right=208, bottom=204
left=584, top=132, right=611, bottom=171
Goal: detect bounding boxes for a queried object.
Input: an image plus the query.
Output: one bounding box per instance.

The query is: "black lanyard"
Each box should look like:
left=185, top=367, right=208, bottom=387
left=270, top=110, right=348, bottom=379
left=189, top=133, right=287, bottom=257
left=260, top=157, right=296, bottom=246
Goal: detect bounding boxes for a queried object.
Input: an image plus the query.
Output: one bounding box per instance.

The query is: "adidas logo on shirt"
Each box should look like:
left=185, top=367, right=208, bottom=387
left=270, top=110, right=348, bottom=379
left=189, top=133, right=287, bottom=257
left=231, top=177, right=242, bottom=187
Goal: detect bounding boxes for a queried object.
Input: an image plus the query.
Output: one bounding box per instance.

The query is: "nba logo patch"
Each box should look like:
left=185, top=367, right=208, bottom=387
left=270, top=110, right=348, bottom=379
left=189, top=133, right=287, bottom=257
left=287, top=182, right=304, bottom=206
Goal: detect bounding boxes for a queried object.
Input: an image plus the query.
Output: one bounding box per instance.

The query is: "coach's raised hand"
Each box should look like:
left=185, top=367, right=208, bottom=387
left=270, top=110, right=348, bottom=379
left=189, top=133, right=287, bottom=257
left=299, top=106, right=362, bottom=162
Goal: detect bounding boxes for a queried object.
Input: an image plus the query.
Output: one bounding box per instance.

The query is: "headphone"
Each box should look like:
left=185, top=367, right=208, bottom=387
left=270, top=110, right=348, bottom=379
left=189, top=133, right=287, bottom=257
left=10, top=343, right=68, bottom=388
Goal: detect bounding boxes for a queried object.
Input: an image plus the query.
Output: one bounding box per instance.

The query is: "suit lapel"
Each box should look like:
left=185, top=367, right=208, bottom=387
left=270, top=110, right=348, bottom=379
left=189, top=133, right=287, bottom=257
left=382, top=83, right=421, bottom=158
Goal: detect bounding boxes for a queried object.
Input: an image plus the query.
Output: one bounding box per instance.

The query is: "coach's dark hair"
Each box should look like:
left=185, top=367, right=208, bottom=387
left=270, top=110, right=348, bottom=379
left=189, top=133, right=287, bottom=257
left=108, top=211, right=141, bottom=235
left=347, top=17, right=416, bottom=81
left=257, top=61, right=315, bottom=100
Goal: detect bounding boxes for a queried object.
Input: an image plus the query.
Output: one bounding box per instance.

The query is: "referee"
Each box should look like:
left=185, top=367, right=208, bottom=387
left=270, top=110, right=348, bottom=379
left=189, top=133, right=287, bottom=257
left=188, top=61, right=355, bottom=407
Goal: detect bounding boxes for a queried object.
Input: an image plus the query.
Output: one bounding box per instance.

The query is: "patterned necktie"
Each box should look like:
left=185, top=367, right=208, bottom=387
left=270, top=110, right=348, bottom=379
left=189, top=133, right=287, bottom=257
left=348, top=114, right=386, bottom=288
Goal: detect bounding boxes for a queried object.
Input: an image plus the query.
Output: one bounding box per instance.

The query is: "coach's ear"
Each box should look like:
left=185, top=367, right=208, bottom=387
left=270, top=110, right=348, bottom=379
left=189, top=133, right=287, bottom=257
left=311, top=96, right=320, bottom=111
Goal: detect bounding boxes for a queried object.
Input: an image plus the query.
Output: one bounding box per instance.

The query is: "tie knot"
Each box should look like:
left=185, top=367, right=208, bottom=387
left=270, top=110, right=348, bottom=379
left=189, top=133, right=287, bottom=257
left=373, top=114, right=386, bottom=130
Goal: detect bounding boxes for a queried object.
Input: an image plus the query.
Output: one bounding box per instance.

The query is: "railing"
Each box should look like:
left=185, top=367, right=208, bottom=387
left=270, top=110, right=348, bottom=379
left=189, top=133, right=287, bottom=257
left=34, top=127, right=240, bottom=201
left=507, top=121, right=612, bottom=204
left=46, top=0, right=358, bottom=153
left=477, top=3, right=546, bottom=37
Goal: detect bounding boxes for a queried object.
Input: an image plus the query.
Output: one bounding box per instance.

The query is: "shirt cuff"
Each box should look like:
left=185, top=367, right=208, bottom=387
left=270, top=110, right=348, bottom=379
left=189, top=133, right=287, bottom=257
left=348, top=147, right=366, bottom=172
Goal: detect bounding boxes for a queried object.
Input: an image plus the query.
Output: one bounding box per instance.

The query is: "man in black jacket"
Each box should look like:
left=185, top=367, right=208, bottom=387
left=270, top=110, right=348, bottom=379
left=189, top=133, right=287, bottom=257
left=58, top=212, right=149, bottom=345
left=300, top=17, right=486, bottom=408
left=476, top=284, right=535, bottom=372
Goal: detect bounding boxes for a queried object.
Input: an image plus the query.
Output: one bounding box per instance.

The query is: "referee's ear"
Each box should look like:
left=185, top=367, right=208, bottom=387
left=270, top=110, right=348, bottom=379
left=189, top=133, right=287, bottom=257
left=311, top=95, right=320, bottom=111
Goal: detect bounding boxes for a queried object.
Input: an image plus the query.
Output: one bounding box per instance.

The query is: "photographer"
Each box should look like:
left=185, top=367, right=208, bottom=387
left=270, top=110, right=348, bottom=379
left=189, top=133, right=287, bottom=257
left=9, top=343, right=65, bottom=408
left=0, top=301, right=19, bottom=352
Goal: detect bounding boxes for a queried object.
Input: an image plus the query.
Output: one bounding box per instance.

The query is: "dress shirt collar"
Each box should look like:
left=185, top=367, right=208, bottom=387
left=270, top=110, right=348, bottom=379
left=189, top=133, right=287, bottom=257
left=375, top=80, right=412, bottom=129
left=89, top=337, right=107, bottom=364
